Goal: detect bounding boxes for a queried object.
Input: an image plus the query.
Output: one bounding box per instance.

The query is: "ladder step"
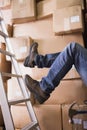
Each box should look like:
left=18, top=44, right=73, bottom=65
left=0, top=48, right=15, bottom=57
left=0, top=12, right=41, bottom=130
left=0, top=16, right=3, bottom=21
left=1, top=72, right=22, bottom=78
left=9, top=98, right=30, bottom=105
left=0, top=30, right=8, bottom=37
left=21, top=122, right=39, bottom=130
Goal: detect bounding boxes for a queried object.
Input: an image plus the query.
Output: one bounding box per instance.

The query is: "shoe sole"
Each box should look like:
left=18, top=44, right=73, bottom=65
left=27, top=85, right=49, bottom=104
left=25, top=76, right=49, bottom=104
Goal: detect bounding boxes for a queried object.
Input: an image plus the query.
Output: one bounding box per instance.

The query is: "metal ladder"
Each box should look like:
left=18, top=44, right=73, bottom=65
left=0, top=11, right=41, bottom=130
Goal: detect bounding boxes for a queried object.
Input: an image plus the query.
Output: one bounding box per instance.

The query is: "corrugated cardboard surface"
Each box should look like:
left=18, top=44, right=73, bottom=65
left=11, top=104, right=62, bottom=130
left=53, top=5, right=83, bottom=35
left=62, top=104, right=87, bottom=130
left=7, top=77, right=35, bottom=105
left=0, top=43, right=11, bottom=81
left=37, top=0, right=83, bottom=19
left=0, top=0, right=11, bottom=9
left=11, top=0, right=36, bottom=24
left=13, top=17, right=54, bottom=38
left=8, top=37, right=32, bottom=61
left=34, top=33, right=84, bottom=54
left=42, top=79, right=87, bottom=105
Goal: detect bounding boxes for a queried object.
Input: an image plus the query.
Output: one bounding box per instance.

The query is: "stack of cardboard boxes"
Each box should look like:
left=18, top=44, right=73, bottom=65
left=0, top=0, right=87, bottom=130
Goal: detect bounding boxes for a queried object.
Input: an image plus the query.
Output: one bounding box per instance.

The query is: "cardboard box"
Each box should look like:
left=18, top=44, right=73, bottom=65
left=0, top=43, right=11, bottom=81
left=7, top=77, right=35, bottom=105
left=42, top=79, right=87, bottom=105
left=8, top=37, right=32, bottom=61
left=34, top=33, right=84, bottom=54
left=0, top=0, right=11, bottom=9
left=62, top=104, right=87, bottom=130
left=37, top=0, right=55, bottom=19
left=13, top=17, right=54, bottom=38
left=11, top=105, right=31, bottom=129
left=11, top=0, right=36, bottom=24
left=56, top=0, right=83, bottom=9
left=11, top=105, right=62, bottom=130
left=37, top=0, right=83, bottom=19
left=1, top=9, right=12, bottom=25
left=53, top=5, right=84, bottom=35
left=34, top=105, right=62, bottom=130
left=7, top=78, right=23, bottom=100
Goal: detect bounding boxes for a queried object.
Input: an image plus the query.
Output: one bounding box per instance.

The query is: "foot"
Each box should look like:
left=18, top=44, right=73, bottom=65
left=24, top=42, right=38, bottom=67
left=24, top=74, right=50, bottom=104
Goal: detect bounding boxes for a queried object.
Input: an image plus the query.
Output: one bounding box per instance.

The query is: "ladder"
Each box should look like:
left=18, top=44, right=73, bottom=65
left=0, top=11, right=41, bottom=130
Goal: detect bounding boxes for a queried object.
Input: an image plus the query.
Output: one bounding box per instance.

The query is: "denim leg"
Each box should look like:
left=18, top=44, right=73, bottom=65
left=35, top=52, right=60, bottom=68
left=39, top=42, right=87, bottom=94
left=73, top=43, right=87, bottom=85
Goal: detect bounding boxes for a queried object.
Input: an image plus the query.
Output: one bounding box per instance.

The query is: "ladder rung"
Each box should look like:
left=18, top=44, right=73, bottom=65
left=0, top=12, right=41, bottom=130
left=21, top=122, right=39, bottom=130
left=0, top=48, right=15, bottom=57
left=9, top=98, right=30, bottom=105
left=0, top=17, right=3, bottom=21
left=0, top=30, right=8, bottom=37
left=1, top=72, right=22, bottom=78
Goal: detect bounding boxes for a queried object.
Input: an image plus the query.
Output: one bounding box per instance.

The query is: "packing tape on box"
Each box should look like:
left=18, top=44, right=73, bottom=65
left=64, top=18, right=70, bottom=31
left=70, top=15, right=80, bottom=23
left=19, top=46, right=27, bottom=53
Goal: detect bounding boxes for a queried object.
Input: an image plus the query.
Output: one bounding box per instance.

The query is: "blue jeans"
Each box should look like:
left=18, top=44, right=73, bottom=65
left=35, top=42, right=87, bottom=94
left=35, top=52, right=60, bottom=68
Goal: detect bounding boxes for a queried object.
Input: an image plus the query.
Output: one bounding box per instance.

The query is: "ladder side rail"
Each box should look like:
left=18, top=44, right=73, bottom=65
left=0, top=73, right=15, bottom=130
left=0, top=48, right=15, bottom=57
left=4, top=40, right=38, bottom=123
left=0, top=15, right=39, bottom=124
left=0, top=11, right=41, bottom=130
left=11, top=57, right=38, bottom=123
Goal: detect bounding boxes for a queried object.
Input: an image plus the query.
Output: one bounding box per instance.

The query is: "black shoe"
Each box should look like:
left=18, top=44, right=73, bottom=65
left=24, top=74, right=50, bottom=104
left=24, top=42, right=38, bottom=67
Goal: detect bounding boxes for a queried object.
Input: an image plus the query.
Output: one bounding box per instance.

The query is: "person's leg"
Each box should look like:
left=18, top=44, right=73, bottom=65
left=25, top=42, right=87, bottom=104
left=39, top=42, right=87, bottom=93
left=35, top=52, right=60, bottom=68
left=24, top=42, right=60, bottom=68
